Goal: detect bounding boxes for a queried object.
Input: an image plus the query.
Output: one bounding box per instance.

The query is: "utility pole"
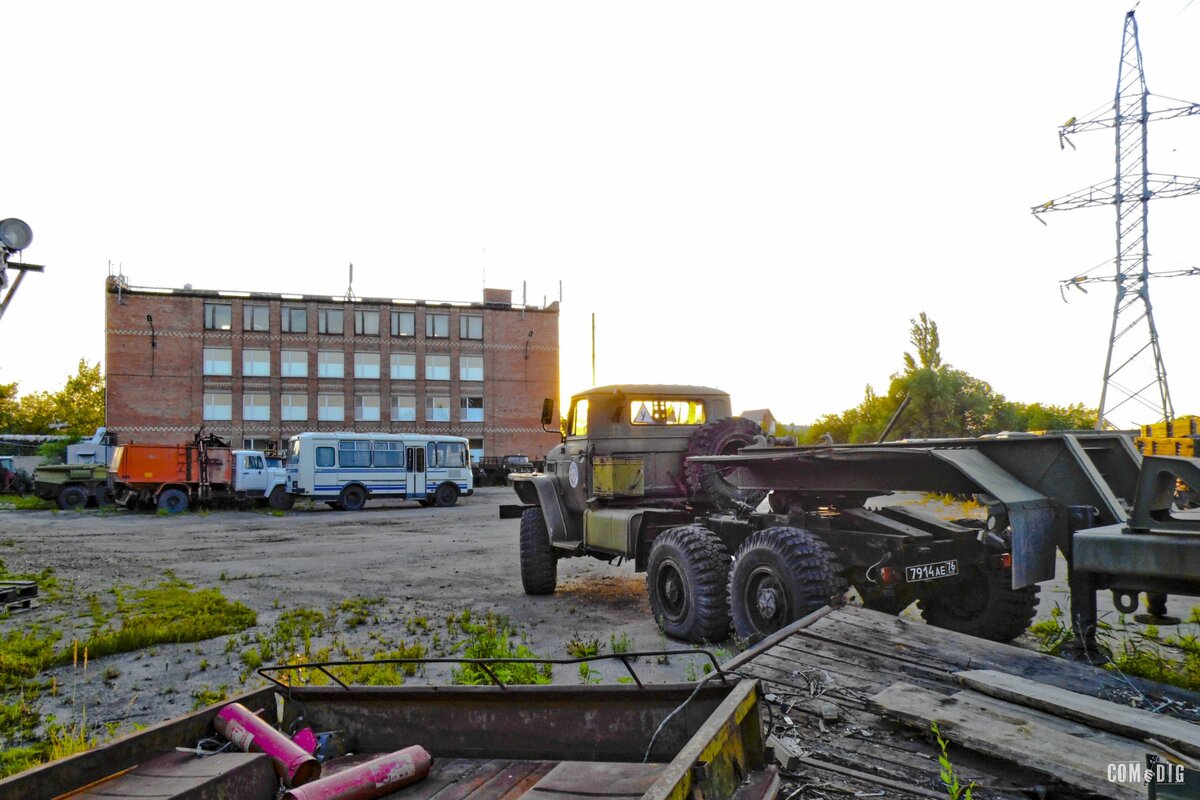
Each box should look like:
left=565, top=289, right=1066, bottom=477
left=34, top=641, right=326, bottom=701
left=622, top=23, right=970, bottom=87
left=591, top=313, right=596, bottom=386
left=0, top=218, right=42, bottom=324
left=1032, top=11, right=1200, bottom=429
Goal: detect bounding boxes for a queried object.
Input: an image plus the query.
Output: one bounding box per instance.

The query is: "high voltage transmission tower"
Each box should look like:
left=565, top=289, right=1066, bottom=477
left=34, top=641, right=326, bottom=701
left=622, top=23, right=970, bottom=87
left=1032, top=10, right=1200, bottom=430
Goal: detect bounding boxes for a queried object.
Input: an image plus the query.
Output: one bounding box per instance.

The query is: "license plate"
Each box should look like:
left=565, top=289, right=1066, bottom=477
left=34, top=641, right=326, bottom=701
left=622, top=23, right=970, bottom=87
left=905, top=559, right=959, bottom=582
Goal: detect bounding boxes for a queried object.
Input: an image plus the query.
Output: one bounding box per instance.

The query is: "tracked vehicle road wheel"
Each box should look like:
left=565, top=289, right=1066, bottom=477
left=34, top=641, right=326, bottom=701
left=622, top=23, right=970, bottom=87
left=729, top=527, right=846, bottom=642
left=917, top=565, right=1039, bottom=642
left=685, top=417, right=768, bottom=510
left=519, top=507, right=557, bottom=595
left=647, top=526, right=731, bottom=643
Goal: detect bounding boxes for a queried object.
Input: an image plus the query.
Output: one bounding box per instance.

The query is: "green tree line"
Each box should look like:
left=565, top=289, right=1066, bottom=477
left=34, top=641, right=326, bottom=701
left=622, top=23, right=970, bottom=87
left=0, top=360, right=105, bottom=437
left=799, top=313, right=1095, bottom=443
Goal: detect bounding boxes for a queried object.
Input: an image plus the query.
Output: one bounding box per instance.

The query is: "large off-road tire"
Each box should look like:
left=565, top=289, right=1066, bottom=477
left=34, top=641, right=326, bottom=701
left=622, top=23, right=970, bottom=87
left=917, top=565, right=1039, bottom=642
left=685, top=417, right=769, bottom=510
left=157, top=488, right=189, bottom=514
left=338, top=485, right=367, bottom=511
left=56, top=485, right=88, bottom=511
left=519, top=507, right=557, bottom=595
left=729, top=527, right=847, bottom=642
left=268, top=485, right=295, bottom=511
left=647, top=526, right=731, bottom=643
left=433, top=483, right=459, bottom=508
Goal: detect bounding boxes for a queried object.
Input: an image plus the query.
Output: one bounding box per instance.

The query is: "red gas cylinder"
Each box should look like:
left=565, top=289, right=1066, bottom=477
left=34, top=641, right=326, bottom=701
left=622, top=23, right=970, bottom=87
left=213, top=702, right=321, bottom=787
left=283, top=746, right=433, bottom=800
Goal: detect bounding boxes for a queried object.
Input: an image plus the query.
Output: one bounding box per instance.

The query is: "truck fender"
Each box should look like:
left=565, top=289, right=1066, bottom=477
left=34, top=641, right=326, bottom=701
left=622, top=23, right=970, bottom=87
left=529, top=475, right=581, bottom=544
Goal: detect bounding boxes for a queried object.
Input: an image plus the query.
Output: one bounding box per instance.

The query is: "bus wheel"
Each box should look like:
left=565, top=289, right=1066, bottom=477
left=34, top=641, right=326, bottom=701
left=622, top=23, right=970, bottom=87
left=434, top=483, right=459, bottom=507
left=338, top=485, right=367, bottom=511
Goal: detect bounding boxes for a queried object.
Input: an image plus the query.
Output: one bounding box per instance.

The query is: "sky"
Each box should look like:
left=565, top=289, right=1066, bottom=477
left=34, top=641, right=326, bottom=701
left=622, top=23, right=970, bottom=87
left=4, top=1, right=1200, bottom=428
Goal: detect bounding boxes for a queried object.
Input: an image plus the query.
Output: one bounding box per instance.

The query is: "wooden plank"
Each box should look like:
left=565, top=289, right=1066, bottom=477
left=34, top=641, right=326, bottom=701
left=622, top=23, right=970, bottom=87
left=871, top=681, right=1150, bottom=800
left=956, top=669, right=1200, bottom=760
left=528, top=762, right=665, bottom=799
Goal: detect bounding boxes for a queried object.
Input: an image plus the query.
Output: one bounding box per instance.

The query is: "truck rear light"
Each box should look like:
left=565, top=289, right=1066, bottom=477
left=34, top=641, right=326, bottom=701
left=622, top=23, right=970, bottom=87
left=992, top=553, right=1013, bottom=570
left=878, top=567, right=900, bottom=585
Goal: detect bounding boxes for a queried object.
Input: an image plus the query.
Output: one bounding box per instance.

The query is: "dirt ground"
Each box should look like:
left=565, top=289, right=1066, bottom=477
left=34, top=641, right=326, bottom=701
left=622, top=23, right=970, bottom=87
left=0, top=487, right=1188, bottom=745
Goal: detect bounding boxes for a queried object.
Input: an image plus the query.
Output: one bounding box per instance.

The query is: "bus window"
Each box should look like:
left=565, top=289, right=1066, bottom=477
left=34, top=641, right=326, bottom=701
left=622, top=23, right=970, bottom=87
left=339, top=440, right=371, bottom=467
left=428, top=441, right=468, bottom=468
left=373, top=440, right=404, bottom=468
left=316, top=446, right=335, bottom=467
left=570, top=399, right=589, bottom=436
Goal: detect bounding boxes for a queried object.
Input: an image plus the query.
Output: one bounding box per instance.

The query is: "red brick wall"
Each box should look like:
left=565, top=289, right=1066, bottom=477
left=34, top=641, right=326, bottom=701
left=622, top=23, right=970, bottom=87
left=105, top=280, right=560, bottom=459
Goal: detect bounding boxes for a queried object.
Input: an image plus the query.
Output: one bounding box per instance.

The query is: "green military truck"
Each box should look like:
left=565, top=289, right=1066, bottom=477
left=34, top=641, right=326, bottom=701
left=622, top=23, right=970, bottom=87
left=33, top=463, right=110, bottom=509
left=503, top=384, right=1036, bottom=645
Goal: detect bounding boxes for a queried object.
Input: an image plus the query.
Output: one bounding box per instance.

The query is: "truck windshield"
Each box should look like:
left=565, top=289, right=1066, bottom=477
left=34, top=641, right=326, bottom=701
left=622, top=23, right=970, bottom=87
left=288, top=438, right=301, bottom=466
left=630, top=399, right=705, bottom=425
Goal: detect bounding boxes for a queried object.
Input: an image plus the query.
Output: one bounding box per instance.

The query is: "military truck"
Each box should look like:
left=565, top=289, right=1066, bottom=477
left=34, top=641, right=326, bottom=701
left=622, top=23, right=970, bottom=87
left=33, top=463, right=110, bottom=509
left=503, top=384, right=1037, bottom=644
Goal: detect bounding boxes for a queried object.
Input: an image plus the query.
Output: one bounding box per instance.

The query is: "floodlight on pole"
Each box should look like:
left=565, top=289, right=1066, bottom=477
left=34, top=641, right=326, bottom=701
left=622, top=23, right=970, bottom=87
left=0, top=218, right=33, bottom=253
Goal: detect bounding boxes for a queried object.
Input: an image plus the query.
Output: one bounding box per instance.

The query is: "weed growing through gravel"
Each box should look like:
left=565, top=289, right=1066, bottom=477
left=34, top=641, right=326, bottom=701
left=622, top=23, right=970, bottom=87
left=609, top=632, right=634, bottom=656
left=565, top=633, right=601, bottom=658
left=447, top=609, right=551, bottom=686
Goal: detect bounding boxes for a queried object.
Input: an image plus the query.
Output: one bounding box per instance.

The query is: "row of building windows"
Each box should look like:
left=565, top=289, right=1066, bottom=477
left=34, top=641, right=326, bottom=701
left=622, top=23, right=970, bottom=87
left=201, top=349, right=483, bottom=381
left=202, top=392, right=485, bottom=423
left=204, top=303, right=483, bottom=340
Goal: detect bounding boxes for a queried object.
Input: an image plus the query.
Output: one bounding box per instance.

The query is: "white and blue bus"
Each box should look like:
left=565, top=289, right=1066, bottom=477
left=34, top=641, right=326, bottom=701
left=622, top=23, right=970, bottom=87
left=286, top=432, right=473, bottom=511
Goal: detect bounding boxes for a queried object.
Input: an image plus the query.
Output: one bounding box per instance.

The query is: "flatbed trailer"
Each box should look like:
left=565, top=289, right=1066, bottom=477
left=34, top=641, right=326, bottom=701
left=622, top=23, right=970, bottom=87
left=0, top=656, right=778, bottom=800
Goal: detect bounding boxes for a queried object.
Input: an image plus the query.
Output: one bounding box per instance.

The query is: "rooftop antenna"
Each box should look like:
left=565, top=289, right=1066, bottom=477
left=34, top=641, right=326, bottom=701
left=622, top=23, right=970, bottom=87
left=344, top=263, right=356, bottom=301
left=1032, top=10, right=1200, bottom=429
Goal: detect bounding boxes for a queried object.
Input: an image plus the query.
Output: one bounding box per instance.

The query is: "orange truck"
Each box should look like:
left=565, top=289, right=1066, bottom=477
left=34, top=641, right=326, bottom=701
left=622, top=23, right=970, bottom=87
left=109, top=432, right=290, bottom=513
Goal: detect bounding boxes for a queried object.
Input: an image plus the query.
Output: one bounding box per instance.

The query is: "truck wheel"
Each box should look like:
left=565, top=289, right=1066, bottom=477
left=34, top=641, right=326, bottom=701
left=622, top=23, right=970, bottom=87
left=268, top=485, right=295, bottom=511
left=56, top=485, right=88, bottom=510
left=684, top=418, right=769, bottom=510
left=917, top=566, right=1039, bottom=642
left=729, top=527, right=846, bottom=642
left=433, top=483, right=459, bottom=507
left=338, top=485, right=367, bottom=511
left=158, top=488, right=189, bottom=514
left=647, top=526, right=731, bottom=643
left=519, top=507, right=557, bottom=595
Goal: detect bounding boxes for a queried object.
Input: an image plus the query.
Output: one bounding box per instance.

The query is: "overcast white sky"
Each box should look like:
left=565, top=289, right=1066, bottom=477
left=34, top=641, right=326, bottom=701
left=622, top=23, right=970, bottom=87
left=4, top=1, right=1200, bottom=427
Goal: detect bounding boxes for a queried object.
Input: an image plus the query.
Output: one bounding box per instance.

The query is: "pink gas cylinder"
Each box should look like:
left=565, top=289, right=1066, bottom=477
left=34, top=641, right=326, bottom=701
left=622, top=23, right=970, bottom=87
left=213, top=702, right=321, bottom=787
left=282, top=745, right=432, bottom=800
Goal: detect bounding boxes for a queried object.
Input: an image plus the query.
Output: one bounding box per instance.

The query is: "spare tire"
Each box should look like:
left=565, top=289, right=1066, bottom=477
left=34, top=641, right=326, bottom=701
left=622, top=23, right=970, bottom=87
left=685, top=417, right=768, bottom=510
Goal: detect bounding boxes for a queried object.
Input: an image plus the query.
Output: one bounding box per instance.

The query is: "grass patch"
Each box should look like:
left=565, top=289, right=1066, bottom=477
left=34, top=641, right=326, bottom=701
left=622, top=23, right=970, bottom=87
left=0, top=496, right=55, bottom=511
left=190, top=686, right=229, bottom=710
left=0, top=719, right=97, bottom=778
left=336, top=597, right=384, bottom=629
left=566, top=633, right=601, bottom=658
left=447, top=610, right=551, bottom=686
left=610, top=632, right=633, bottom=656
left=0, top=627, right=63, bottom=690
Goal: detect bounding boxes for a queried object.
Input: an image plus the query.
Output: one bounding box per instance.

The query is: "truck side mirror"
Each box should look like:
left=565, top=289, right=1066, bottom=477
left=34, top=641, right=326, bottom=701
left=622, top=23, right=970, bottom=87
left=540, top=398, right=555, bottom=427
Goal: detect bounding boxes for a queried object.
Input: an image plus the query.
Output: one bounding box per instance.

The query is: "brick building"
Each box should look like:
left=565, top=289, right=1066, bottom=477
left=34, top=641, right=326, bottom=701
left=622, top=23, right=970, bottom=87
left=104, top=278, right=561, bottom=461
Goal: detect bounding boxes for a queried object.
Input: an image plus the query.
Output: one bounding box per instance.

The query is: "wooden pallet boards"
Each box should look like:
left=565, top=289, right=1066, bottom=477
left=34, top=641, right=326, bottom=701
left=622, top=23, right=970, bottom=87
left=870, top=681, right=1151, bottom=800
left=955, top=668, right=1200, bottom=760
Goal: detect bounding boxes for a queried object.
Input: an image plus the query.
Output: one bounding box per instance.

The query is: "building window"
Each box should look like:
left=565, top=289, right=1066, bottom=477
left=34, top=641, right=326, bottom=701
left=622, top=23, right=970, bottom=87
left=339, top=439, right=371, bottom=467
left=425, top=394, right=450, bottom=422
left=460, top=355, right=484, bottom=381
left=391, top=394, right=416, bottom=421
left=203, top=391, right=232, bottom=420
left=281, top=350, right=308, bottom=377
left=391, top=311, right=415, bottom=337
left=390, top=353, right=416, bottom=380
left=243, top=392, right=270, bottom=421
left=318, top=393, right=344, bottom=422
left=425, top=354, right=450, bottom=380
left=354, top=352, right=380, bottom=379
left=318, top=308, right=344, bottom=335
left=204, top=303, right=232, bottom=331
left=460, top=314, right=483, bottom=340
left=282, top=307, right=307, bottom=333
left=203, top=347, right=232, bottom=376
left=243, top=349, right=270, bottom=377
left=243, top=437, right=274, bottom=451
left=426, top=312, right=449, bottom=338
left=317, top=350, right=344, bottom=378
left=281, top=393, right=308, bottom=421
left=355, top=394, right=380, bottom=421
left=468, top=438, right=484, bottom=464
left=461, top=395, right=484, bottom=422
left=354, top=310, right=380, bottom=336
left=243, top=304, right=269, bottom=332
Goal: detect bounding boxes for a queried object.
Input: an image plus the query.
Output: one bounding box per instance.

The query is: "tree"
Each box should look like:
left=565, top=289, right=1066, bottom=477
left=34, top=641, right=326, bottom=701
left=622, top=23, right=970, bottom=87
left=0, top=360, right=105, bottom=436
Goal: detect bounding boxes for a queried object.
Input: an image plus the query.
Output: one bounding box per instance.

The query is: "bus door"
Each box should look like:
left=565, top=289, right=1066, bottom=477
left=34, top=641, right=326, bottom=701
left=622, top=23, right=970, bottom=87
left=406, top=446, right=426, bottom=499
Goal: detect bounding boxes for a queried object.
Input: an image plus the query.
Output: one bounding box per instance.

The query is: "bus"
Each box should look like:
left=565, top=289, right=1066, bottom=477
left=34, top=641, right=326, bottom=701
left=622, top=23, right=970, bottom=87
left=286, top=432, right=473, bottom=511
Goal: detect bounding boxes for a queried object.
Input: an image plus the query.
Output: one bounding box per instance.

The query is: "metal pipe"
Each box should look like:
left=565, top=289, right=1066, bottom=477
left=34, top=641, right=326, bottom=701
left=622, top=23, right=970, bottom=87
left=213, top=702, right=320, bottom=787
left=877, top=394, right=911, bottom=443
left=282, top=746, right=432, bottom=800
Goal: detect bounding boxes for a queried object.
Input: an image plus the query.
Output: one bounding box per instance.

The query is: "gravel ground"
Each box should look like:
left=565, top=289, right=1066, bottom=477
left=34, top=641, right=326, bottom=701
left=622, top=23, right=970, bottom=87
left=0, top=487, right=1191, bottom=744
